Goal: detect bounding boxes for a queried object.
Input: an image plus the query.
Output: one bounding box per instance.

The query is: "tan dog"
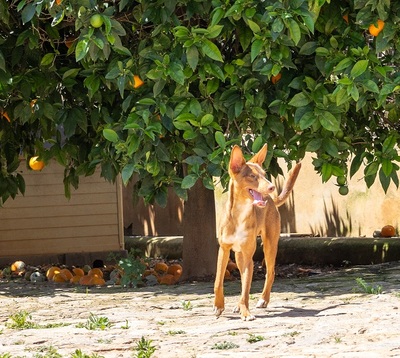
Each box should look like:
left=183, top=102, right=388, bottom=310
left=214, top=144, right=301, bottom=321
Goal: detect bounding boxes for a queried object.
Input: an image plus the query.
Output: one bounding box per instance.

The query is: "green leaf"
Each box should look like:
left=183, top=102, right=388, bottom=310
left=288, top=93, right=311, bottom=107
left=121, top=163, right=135, bottom=185
left=364, top=161, right=379, bottom=177
left=382, top=133, right=397, bottom=154
left=251, top=39, right=263, bottom=63
left=201, top=39, right=223, bottom=62
left=334, top=58, right=353, bottom=73
left=362, top=80, right=379, bottom=93
left=299, top=112, right=316, bottom=130
left=40, top=53, right=55, bottom=67
left=75, top=39, right=90, bottom=62
left=181, top=174, right=198, bottom=189
left=21, top=3, right=36, bottom=24
left=252, top=136, right=264, bottom=152
left=335, top=88, right=350, bottom=106
left=287, top=18, right=301, bottom=45
left=379, top=168, right=391, bottom=193
left=167, top=62, right=185, bottom=85
left=206, top=78, right=219, bottom=95
left=201, top=114, right=214, bottom=126
left=299, top=41, right=317, bottom=55
left=381, top=159, right=393, bottom=177
left=103, top=128, right=119, bottom=143
left=317, top=110, right=340, bottom=131
left=186, top=46, right=199, bottom=71
left=207, top=25, right=224, bottom=38
left=350, top=152, right=365, bottom=178
left=215, top=131, right=226, bottom=148
left=247, top=19, right=260, bottom=33
left=350, top=60, right=368, bottom=78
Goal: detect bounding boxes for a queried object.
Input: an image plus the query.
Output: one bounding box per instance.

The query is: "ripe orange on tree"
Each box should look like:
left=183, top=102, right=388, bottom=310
left=1, top=111, right=11, bottom=122
left=29, top=156, right=45, bottom=171
left=133, top=74, right=144, bottom=88
left=271, top=73, right=282, bottom=84
left=368, top=19, right=385, bottom=37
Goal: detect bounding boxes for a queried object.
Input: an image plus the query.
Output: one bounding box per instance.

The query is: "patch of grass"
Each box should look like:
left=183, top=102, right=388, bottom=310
left=33, top=346, right=62, bottom=358
left=355, top=277, right=382, bottom=295
left=71, top=349, right=105, bottom=358
left=181, top=300, right=193, bottom=311
left=247, top=334, right=265, bottom=343
left=334, top=336, right=342, bottom=343
left=0, top=353, right=12, bottom=358
left=121, top=319, right=130, bottom=329
left=211, top=341, right=239, bottom=350
left=167, top=330, right=185, bottom=335
left=284, top=331, right=300, bottom=337
left=76, top=313, right=112, bottom=330
left=6, top=310, right=38, bottom=329
left=133, top=336, right=156, bottom=358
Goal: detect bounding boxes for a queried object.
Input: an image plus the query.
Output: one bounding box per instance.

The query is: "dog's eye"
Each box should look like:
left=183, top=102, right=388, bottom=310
left=249, top=173, right=257, bottom=180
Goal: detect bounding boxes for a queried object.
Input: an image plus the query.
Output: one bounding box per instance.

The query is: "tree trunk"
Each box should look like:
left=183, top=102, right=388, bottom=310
left=182, top=179, right=218, bottom=280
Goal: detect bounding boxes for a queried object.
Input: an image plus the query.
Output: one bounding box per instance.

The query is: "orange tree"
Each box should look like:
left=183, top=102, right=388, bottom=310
left=1, top=0, right=400, bottom=275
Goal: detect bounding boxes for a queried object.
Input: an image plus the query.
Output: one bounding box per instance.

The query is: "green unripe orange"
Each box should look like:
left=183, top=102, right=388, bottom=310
left=90, top=14, right=104, bottom=28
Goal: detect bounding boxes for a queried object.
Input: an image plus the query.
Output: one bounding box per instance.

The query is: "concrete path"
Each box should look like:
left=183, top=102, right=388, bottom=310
left=1, top=261, right=400, bottom=357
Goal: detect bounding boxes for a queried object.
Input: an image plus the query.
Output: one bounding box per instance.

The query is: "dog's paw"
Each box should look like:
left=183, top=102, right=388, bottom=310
left=241, top=314, right=256, bottom=321
left=213, top=306, right=224, bottom=317
left=256, top=299, right=268, bottom=308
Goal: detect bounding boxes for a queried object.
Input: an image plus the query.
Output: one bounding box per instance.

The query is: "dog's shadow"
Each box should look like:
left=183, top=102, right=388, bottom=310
left=221, top=304, right=346, bottom=321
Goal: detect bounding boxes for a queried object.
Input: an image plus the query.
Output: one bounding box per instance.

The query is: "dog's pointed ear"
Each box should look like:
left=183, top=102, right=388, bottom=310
left=249, top=144, right=268, bottom=165
left=229, top=145, right=246, bottom=173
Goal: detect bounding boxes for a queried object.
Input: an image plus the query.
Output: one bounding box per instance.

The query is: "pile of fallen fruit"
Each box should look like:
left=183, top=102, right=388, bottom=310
left=0, top=259, right=189, bottom=287
left=0, top=258, right=333, bottom=287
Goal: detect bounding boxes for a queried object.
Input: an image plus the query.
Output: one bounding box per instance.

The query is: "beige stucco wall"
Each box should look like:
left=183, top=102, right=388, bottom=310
left=275, top=154, right=399, bottom=237
left=124, top=153, right=399, bottom=238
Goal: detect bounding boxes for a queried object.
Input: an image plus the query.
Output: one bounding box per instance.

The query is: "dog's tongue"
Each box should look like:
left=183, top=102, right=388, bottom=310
left=250, top=189, right=266, bottom=206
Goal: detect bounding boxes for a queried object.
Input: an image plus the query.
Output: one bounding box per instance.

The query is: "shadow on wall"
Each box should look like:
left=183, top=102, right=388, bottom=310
left=275, top=176, right=297, bottom=233
left=123, top=180, right=184, bottom=236
left=310, top=196, right=353, bottom=237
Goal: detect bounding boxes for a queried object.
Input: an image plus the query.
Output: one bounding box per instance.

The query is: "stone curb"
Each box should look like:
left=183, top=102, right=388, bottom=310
left=125, top=235, right=400, bottom=266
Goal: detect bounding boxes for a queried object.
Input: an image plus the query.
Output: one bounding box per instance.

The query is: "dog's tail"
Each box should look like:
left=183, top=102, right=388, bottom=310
left=274, top=162, right=302, bottom=207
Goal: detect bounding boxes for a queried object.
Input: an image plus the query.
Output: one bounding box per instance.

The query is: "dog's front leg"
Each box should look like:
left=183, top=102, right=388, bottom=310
left=234, top=249, right=256, bottom=321
left=213, top=245, right=230, bottom=317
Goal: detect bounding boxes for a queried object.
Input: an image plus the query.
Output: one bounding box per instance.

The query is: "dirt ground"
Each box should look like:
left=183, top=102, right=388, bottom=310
left=1, top=262, right=400, bottom=358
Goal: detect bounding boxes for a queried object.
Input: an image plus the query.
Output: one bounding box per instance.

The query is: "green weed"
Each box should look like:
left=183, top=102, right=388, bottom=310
left=133, top=336, right=156, bottom=358
left=33, top=345, right=62, bottom=358
left=117, top=249, right=147, bottom=288
left=77, top=313, right=112, bottom=330
left=211, top=341, right=239, bottom=350
left=181, top=300, right=193, bottom=311
left=70, top=349, right=105, bottom=358
left=0, top=354, right=12, bottom=358
left=120, top=319, right=130, bottom=329
left=355, top=277, right=382, bottom=295
left=167, top=330, right=185, bottom=335
left=6, top=310, right=38, bottom=329
left=247, top=334, right=265, bottom=343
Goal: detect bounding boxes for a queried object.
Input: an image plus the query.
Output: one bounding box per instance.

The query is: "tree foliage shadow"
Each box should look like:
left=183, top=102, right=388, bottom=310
left=310, top=196, right=354, bottom=237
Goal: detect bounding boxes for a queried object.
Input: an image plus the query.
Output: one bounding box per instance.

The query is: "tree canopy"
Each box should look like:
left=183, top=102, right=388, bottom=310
left=1, top=0, right=400, bottom=206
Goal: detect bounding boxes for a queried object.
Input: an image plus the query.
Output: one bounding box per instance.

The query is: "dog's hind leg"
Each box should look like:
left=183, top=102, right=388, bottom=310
left=213, top=245, right=231, bottom=317
left=256, top=233, right=279, bottom=309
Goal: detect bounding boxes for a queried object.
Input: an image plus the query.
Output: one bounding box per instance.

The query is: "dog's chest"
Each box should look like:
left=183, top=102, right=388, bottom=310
left=220, top=204, right=257, bottom=252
